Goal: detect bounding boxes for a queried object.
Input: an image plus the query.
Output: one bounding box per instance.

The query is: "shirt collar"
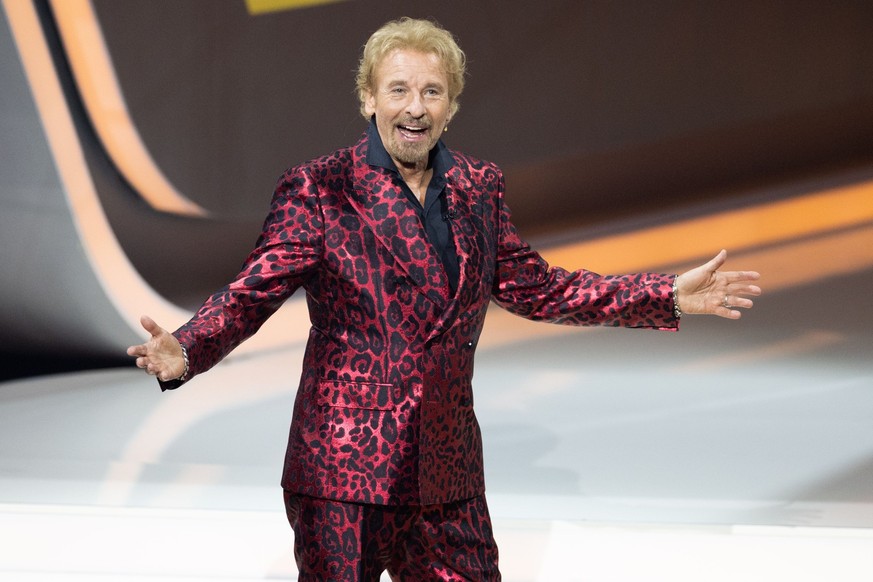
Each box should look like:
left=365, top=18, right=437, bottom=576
left=366, top=118, right=454, bottom=178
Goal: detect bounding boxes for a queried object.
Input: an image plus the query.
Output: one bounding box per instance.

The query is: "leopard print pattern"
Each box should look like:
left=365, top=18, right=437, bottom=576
left=284, top=491, right=501, bottom=581
left=171, top=132, right=679, bottom=506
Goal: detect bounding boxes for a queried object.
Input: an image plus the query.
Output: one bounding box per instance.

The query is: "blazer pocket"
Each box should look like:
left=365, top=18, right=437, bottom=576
left=316, top=379, right=396, bottom=411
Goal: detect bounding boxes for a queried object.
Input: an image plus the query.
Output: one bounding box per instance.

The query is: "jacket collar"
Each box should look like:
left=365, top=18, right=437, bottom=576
left=346, top=126, right=454, bottom=312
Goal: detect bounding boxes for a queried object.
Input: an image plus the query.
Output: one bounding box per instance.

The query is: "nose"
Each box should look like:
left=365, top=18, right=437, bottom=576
left=406, top=93, right=426, bottom=118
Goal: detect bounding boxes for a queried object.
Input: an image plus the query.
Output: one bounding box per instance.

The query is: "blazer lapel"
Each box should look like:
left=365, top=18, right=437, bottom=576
left=425, top=165, right=487, bottom=341
left=346, top=140, right=451, bottom=311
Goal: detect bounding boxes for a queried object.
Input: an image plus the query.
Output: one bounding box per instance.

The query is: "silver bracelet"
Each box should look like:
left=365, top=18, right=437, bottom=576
left=672, top=277, right=682, bottom=319
left=179, top=344, right=190, bottom=381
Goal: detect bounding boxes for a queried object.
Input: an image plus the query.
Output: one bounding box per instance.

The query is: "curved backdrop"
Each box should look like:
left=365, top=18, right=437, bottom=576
left=2, top=0, right=873, bottom=377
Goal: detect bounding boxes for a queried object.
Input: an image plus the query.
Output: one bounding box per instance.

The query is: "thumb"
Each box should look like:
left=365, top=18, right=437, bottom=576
left=139, top=315, right=165, bottom=338
left=702, top=249, right=728, bottom=273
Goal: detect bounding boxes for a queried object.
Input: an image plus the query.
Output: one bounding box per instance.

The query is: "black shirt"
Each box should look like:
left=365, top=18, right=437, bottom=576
left=365, top=121, right=460, bottom=294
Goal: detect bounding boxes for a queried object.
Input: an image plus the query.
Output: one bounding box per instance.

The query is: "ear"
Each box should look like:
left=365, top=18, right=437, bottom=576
left=446, top=100, right=458, bottom=125
left=363, top=90, right=376, bottom=117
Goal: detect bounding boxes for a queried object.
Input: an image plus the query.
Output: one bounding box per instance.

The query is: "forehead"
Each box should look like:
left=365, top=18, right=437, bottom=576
left=374, top=49, right=448, bottom=86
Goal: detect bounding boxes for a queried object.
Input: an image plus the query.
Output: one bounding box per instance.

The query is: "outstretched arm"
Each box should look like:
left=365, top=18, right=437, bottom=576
left=126, top=315, right=186, bottom=382
left=675, top=249, right=761, bottom=319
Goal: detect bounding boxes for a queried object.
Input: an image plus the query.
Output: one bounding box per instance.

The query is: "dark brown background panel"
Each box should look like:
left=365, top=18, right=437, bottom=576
left=3, top=1, right=872, bottom=380
left=91, top=0, right=873, bottom=231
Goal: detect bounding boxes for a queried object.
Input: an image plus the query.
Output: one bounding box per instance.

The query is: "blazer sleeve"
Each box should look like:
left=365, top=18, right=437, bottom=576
left=162, top=166, right=324, bottom=389
left=490, top=173, right=679, bottom=331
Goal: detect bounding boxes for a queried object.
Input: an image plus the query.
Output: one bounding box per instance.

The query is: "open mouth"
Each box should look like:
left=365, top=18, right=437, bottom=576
left=398, top=125, right=429, bottom=139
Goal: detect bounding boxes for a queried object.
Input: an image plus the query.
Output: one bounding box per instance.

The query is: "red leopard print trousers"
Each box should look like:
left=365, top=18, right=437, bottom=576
left=284, top=491, right=501, bottom=581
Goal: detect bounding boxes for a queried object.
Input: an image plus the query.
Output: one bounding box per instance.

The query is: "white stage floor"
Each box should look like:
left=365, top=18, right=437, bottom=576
left=3, top=281, right=873, bottom=580
left=3, top=175, right=873, bottom=580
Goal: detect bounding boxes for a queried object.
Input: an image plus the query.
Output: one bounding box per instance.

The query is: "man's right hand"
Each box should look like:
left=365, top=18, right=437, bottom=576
left=126, top=315, right=186, bottom=382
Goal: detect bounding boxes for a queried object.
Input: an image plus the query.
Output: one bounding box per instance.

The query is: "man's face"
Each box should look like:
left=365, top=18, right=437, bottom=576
left=365, top=49, right=453, bottom=170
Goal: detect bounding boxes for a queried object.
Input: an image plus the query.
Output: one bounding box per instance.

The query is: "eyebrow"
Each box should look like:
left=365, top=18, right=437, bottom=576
left=384, top=77, right=446, bottom=89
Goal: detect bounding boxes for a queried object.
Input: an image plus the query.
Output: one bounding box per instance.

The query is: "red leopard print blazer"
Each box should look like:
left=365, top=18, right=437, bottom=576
left=170, top=133, right=679, bottom=506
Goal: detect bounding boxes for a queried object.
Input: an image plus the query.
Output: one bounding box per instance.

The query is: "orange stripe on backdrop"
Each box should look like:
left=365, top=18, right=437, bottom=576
left=479, top=179, right=873, bottom=349
left=3, top=0, right=310, bottom=353
left=49, top=0, right=207, bottom=217
left=245, top=0, right=350, bottom=15
left=538, top=179, right=873, bottom=276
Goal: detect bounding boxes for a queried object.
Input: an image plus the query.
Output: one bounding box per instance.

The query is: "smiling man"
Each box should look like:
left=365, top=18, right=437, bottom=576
left=128, top=17, right=761, bottom=581
left=364, top=47, right=452, bottom=200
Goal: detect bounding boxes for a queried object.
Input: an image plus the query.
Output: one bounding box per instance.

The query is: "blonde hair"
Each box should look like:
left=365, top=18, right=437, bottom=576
left=356, top=17, right=466, bottom=119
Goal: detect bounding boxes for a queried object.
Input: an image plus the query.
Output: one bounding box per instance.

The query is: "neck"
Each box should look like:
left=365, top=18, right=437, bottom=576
left=395, top=159, right=431, bottom=204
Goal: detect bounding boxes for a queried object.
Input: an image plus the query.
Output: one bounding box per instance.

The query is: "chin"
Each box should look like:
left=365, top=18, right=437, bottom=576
left=390, top=144, right=431, bottom=166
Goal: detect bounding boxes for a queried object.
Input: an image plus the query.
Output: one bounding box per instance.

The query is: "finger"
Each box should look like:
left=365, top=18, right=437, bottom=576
left=146, top=361, right=168, bottom=377
left=736, top=284, right=762, bottom=297
left=702, top=249, right=728, bottom=273
left=718, top=305, right=743, bottom=320
left=158, top=369, right=176, bottom=382
left=139, top=315, right=165, bottom=339
left=725, top=282, right=762, bottom=298
left=725, top=270, right=761, bottom=284
left=718, top=272, right=758, bottom=287
left=725, top=295, right=755, bottom=310
left=146, top=362, right=174, bottom=382
left=127, top=344, right=146, bottom=357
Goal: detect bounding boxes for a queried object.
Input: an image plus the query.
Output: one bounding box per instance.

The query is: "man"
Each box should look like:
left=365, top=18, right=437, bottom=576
left=128, top=17, right=761, bottom=581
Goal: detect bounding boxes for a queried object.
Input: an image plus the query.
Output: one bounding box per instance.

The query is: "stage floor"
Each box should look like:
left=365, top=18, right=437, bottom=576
left=2, top=271, right=873, bottom=581
left=3, top=171, right=873, bottom=580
